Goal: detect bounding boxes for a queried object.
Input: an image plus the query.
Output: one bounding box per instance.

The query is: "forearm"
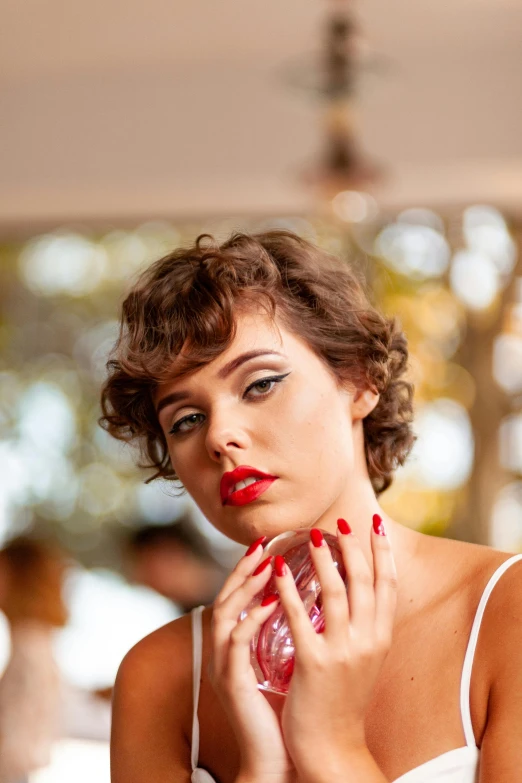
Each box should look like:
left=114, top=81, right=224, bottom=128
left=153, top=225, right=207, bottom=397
left=296, top=745, right=389, bottom=783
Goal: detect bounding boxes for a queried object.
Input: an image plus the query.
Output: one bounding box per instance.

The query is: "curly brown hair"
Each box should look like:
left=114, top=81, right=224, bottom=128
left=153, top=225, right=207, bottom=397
left=100, top=229, right=415, bottom=495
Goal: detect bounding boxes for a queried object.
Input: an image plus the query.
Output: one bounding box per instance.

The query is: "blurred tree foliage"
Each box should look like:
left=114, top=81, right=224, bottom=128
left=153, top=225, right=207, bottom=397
left=0, top=210, right=520, bottom=569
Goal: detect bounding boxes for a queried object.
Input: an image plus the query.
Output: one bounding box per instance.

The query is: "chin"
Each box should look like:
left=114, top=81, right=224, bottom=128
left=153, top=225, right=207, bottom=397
left=229, top=504, right=314, bottom=546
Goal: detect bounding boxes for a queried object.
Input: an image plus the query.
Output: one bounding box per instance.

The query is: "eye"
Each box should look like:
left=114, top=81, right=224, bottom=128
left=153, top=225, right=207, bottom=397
left=246, top=378, right=275, bottom=396
left=243, top=372, right=291, bottom=399
left=168, top=412, right=204, bottom=436
left=167, top=372, right=291, bottom=437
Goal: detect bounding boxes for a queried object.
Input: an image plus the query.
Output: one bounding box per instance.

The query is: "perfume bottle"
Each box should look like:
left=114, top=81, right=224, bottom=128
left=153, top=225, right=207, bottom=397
left=240, top=527, right=347, bottom=695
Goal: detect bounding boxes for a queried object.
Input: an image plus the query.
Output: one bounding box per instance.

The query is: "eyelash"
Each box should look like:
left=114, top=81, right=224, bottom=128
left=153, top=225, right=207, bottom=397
left=167, top=372, right=291, bottom=437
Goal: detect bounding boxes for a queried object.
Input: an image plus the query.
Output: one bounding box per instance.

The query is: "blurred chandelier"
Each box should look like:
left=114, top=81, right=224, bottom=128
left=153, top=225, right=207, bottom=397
left=282, top=0, right=385, bottom=198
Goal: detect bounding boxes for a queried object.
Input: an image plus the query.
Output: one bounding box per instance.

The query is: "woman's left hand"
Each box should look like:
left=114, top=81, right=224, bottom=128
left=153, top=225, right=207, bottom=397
left=277, top=516, right=398, bottom=779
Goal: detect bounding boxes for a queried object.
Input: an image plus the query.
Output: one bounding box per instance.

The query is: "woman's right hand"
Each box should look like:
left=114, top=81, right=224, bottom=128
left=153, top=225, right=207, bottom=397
left=207, top=538, right=296, bottom=783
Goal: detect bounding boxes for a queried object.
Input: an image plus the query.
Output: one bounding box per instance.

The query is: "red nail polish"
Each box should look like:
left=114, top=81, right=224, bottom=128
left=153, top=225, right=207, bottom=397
left=310, top=528, right=325, bottom=548
left=261, top=594, right=279, bottom=606
left=372, top=514, right=386, bottom=536
left=245, top=535, right=267, bottom=557
left=337, top=518, right=352, bottom=535
left=252, top=555, right=273, bottom=575
left=274, top=555, right=287, bottom=577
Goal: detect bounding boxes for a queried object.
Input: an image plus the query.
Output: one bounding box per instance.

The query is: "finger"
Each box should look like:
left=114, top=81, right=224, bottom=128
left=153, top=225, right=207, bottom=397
left=214, top=536, right=267, bottom=606
left=227, top=596, right=281, bottom=683
left=211, top=556, right=274, bottom=673
left=307, top=528, right=349, bottom=642
left=221, top=555, right=276, bottom=624
left=336, top=518, right=375, bottom=637
left=371, top=515, right=397, bottom=648
left=273, top=554, right=317, bottom=656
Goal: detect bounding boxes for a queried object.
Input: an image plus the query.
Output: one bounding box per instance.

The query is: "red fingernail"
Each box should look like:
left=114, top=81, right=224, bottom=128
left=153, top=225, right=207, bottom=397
left=310, top=528, right=325, bottom=548
left=274, top=555, right=287, bottom=577
left=261, top=594, right=279, bottom=606
left=337, top=518, right=352, bottom=535
left=252, top=555, right=273, bottom=575
left=372, top=514, right=386, bottom=536
left=245, top=535, right=267, bottom=557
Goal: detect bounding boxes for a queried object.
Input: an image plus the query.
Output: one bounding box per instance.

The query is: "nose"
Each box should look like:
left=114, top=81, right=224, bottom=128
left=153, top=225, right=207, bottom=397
left=204, top=407, right=251, bottom=463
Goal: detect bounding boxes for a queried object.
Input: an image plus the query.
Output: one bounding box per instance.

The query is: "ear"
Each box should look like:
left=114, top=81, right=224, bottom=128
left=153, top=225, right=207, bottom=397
left=351, top=388, right=380, bottom=421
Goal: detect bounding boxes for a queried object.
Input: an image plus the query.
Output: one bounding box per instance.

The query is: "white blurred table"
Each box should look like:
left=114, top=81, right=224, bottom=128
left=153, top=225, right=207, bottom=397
left=30, top=739, right=110, bottom=783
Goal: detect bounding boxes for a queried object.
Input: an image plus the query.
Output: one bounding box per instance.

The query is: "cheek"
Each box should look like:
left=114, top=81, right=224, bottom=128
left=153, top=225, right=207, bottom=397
left=287, top=390, right=353, bottom=458
left=167, top=438, right=201, bottom=482
left=171, top=452, right=223, bottom=526
left=286, top=396, right=355, bottom=502
left=166, top=445, right=213, bottom=514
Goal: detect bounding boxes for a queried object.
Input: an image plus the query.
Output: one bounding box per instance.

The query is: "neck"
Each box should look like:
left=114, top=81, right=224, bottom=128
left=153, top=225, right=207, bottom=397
left=311, top=432, right=426, bottom=630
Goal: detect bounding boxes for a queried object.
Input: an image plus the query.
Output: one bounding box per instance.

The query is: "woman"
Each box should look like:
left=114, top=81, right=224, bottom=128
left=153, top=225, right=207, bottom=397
left=103, top=230, right=522, bottom=783
left=0, top=537, right=69, bottom=783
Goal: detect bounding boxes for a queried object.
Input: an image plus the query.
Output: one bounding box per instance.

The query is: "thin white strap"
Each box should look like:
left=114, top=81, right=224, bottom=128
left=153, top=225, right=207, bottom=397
left=190, top=605, right=206, bottom=772
left=460, top=554, right=522, bottom=746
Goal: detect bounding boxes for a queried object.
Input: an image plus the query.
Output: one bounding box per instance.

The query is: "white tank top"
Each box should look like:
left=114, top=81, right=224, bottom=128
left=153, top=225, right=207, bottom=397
left=190, top=553, right=522, bottom=783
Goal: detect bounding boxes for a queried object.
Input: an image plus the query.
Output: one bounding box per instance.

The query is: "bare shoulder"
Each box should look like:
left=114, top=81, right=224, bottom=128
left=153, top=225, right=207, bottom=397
left=117, top=610, right=194, bottom=687
left=111, top=612, right=197, bottom=783
left=433, top=535, right=522, bottom=684
left=449, top=537, right=522, bottom=602
left=472, top=545, right=522, bottom=669
left=410, top=532, right=521, bottom=633
left=463, top=545, right=522, bottom=775
left=418, top=532, right=518, bottom=593
left=417, top=536, right=522, bottom=774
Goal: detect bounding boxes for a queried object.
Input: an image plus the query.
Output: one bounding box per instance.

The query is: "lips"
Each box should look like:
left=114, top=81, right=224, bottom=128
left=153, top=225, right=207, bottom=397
left=220, top=466, right=278, bottom=506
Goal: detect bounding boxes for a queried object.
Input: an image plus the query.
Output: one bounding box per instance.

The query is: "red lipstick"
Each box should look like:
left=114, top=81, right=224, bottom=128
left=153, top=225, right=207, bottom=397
left=220, top=466, right=278, bottom=507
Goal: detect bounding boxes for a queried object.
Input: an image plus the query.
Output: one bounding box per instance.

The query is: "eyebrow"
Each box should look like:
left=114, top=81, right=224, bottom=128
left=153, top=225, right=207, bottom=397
left=155, top=349, right=286, bottom=417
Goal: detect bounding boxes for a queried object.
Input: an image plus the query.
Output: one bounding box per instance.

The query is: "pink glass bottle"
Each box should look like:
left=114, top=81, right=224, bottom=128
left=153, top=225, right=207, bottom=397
left=240, top=527, right=347, bottom=695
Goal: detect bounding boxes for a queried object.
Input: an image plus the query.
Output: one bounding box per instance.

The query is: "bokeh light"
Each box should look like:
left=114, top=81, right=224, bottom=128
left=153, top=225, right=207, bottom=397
left=450, top=249, right=500, bottom=311
left=374, top=222, right=450, bottom=280
left=499, top=413, right=522, bottom=474
left=73, top=321, right=119, bottom=383
left=490, top=481, right=522, bottom=552
left=397, top=208, right=445, bottom=234
left=332, top=190, right=379, bottom=223
left=493, top=333, right=522, bottom=394
left=407, top=398, right=474, bottom=491
left=19, top=233, right=107, bottom=297
left=463, top=205, right=516, bottom=281
left=17, top=382, right=76, bottom=454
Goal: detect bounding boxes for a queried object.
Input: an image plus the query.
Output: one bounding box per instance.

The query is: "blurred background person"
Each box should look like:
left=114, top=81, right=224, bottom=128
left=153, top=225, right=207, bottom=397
left=90, top=516, right=227, bottom=706
left=0, top=536, right=69, bottom=783
left=123, top=515, right=227, bottom=613
left=0, top=538, right=116, bottom=783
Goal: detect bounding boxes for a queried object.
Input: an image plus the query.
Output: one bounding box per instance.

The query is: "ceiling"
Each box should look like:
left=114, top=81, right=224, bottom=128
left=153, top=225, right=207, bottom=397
left=2, top=0, right=522, bottom=230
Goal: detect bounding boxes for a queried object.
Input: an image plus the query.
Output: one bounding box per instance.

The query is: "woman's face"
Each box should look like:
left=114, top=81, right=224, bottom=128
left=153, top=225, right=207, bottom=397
left=154, top=305, right=367, bottom=546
